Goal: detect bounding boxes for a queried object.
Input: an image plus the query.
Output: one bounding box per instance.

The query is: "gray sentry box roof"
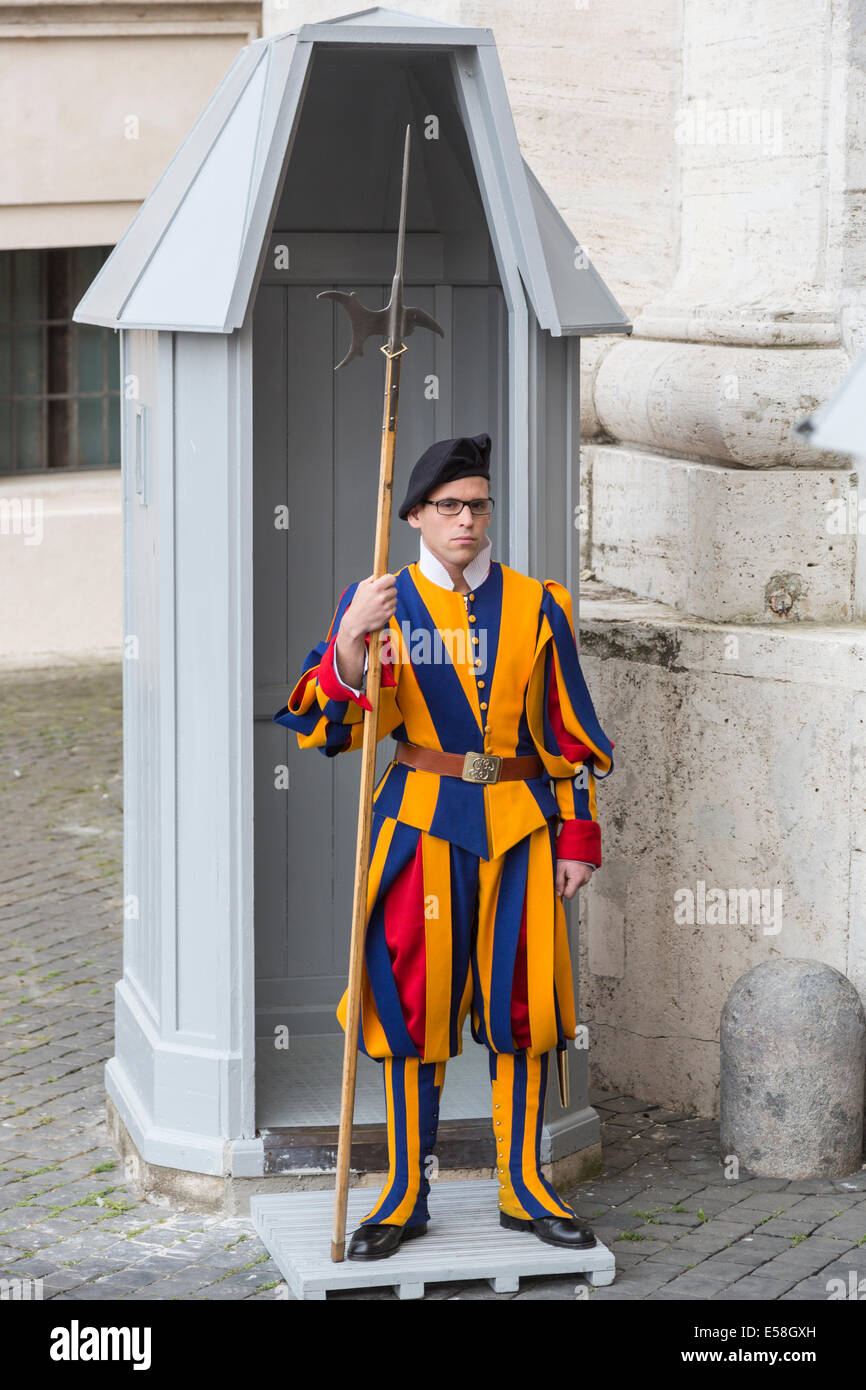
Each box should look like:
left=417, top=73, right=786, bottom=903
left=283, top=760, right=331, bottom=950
left=74, top=7, right=631, bottom=1192
left=796, top=349, right=866, bottom=455
left=74, top=8, right=628, bottom=340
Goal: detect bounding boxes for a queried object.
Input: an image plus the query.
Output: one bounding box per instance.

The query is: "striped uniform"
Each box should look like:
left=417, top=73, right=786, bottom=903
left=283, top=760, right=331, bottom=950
left=359, top=1051, right=581, bottom=1227
left=274, top=557, right=614, bottom=1224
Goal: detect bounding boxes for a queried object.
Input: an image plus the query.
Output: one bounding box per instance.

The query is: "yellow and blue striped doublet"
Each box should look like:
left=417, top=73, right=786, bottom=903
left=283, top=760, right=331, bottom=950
left=274, top=561, right=613, bottom=867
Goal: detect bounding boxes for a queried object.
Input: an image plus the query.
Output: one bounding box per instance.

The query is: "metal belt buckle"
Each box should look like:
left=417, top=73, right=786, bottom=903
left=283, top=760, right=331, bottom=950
left=461, top=751, right=502, bottom=784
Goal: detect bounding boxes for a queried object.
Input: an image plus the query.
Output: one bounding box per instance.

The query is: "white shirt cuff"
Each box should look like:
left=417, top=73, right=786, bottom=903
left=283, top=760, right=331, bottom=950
left=331, top=639, right=368, bottom=698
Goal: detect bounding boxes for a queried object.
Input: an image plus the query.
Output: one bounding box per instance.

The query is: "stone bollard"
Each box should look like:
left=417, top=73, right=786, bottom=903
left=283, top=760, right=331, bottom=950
left=720, top=958, right=866, bottom=1179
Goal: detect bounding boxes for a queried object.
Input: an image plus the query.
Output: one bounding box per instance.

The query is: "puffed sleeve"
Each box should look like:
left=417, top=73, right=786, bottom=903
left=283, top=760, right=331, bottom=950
left=529, top=580, right=614, bottom=865
left=273, top=581, right=402, bottom=757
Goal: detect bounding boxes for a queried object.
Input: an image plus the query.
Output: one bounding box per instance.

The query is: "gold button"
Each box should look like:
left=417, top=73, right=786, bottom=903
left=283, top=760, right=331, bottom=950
left=472, top=636, right=479, bottom=644
left=477, top=680, right=485, bottom=689
left=468, top=615, right=476, bottom=623
left=480, top=702, right=487, bottom=710
left=468, top=593, right=474, bottom=600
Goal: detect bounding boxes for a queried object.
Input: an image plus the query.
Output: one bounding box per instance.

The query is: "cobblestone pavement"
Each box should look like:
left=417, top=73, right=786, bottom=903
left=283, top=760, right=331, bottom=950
left=2, top=661, right=865, bottom=1303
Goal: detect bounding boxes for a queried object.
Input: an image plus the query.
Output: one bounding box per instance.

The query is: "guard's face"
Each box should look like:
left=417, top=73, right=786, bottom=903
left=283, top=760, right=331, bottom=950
left=407, top=474, right=492, bottom=569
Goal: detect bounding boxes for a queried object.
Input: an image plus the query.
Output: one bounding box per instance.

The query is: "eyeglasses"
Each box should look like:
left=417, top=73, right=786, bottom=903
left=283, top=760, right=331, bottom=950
left=422, top=497, right=495, bottom=516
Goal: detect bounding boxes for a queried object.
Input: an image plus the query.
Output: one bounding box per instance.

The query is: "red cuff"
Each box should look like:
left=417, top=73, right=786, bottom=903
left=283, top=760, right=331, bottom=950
left=318, top=634, right=373, bottom=710
left=556, top=818, right=601, bottom=866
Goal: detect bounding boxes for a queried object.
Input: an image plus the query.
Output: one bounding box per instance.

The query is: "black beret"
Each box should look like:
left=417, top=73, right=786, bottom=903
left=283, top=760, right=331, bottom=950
left=398, top=434, right=492, bottom=520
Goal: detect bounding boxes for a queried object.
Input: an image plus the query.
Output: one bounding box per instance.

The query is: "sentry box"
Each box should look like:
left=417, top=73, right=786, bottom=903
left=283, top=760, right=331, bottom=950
left=73, top=7, right=630, bottom=1208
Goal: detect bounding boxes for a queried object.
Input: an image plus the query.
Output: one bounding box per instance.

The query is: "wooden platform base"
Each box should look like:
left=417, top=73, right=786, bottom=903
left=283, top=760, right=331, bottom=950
left=250, top=1178, right=616, bottom=1300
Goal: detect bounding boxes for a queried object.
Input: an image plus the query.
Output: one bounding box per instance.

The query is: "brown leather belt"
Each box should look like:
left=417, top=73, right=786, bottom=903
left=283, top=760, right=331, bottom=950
left=394, top=740, right=543, bottom=785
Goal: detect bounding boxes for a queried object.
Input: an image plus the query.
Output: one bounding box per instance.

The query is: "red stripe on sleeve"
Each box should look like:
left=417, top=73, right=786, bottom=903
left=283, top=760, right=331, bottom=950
left=547, top=660, right=594, bottom=761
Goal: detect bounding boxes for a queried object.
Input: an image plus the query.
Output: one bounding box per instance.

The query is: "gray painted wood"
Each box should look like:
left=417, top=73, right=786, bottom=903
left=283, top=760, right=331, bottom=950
left=250, top=1179, right=616, bottom=1299
left=798, top=347, right=866, bottom=453
left=526, top=326, right=597, bottom=1155
left=524, top=160, right=631, bottom=335
left=71, top=40, right=270, bottom=331
left=107, top=321, right=259, bottom=1173
left=119, top=327, right=161, bottom=1022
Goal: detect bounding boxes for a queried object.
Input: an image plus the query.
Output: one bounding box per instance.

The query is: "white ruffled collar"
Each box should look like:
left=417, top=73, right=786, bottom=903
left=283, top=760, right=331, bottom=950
left=417, top=535, right=492, bottom=592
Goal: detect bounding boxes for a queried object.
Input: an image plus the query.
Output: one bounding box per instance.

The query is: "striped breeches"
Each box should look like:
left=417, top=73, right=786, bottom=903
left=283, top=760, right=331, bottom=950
left=336, top=813, right=577, bottom=1062
left=342, top=814, right=580, bottom=1226
left=359, top=1050, right=577, bottom=1226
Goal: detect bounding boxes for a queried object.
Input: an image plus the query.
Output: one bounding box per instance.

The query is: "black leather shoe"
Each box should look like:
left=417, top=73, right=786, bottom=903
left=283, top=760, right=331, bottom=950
left=500, top=1211, right=597, bottom=1249
left=346, top=1221, right=428, bottom=1261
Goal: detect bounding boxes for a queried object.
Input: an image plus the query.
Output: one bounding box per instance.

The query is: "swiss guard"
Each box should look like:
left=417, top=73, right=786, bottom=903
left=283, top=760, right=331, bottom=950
left=273, top=432, right=615, bottom=1262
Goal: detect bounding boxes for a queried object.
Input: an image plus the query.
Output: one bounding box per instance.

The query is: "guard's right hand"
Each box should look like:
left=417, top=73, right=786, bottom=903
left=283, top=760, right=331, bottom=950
left=343, top=573, right=398, bottom=639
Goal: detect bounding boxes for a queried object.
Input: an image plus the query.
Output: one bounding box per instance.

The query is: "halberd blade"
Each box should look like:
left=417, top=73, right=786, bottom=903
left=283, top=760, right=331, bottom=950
left=404, top=305, right=445, bottom=341
left=316, top=290, right=389, bottom=370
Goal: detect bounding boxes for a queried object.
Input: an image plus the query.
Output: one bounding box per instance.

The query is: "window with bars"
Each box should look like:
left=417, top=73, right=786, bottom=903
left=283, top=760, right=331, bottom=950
left=0, top=246, right=121, bottom=473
